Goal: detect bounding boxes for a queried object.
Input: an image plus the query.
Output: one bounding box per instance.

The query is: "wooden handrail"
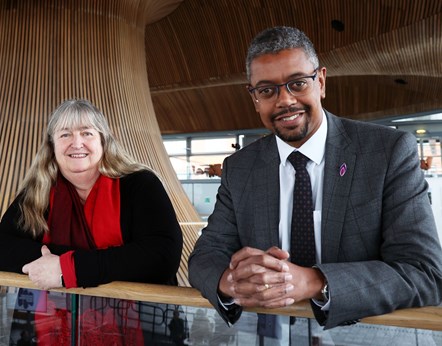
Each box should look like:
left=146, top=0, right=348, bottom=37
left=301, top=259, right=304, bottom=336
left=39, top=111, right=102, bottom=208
left=1, top=271, right=441, bottom=331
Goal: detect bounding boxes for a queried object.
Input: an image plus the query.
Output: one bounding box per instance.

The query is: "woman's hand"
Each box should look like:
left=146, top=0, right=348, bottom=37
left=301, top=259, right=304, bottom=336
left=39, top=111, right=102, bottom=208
left=22, top=245, right=63, bottom=290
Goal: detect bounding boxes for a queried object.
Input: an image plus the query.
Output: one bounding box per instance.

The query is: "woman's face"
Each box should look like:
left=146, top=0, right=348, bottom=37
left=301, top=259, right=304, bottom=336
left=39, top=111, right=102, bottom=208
left=53, top=125, right=103, bottom=182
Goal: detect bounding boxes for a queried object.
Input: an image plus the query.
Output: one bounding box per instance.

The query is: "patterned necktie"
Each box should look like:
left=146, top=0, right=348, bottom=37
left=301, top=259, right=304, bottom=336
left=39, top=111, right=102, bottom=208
left=258, top=152, right=314, bottom=336
left=287, top=151, right=316, bottom=267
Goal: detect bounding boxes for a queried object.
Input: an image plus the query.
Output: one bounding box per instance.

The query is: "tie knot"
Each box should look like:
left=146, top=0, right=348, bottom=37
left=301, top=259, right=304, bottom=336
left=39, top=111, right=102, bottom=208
left=287, top=151, right=309, bottom=170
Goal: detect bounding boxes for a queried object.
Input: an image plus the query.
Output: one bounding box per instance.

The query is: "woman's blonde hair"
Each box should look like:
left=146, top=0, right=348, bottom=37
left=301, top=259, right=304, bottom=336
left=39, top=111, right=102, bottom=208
left=18, top=99, right=150, bottom=237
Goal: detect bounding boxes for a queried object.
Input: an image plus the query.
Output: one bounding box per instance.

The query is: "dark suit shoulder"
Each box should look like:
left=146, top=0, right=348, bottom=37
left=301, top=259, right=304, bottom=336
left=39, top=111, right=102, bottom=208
left=223, top=134, right=277, bottom=168
left=327, top=112, right=413, bottom=153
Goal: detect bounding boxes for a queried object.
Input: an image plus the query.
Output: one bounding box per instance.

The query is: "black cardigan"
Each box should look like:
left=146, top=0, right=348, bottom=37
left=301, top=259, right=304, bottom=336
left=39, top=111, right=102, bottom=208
left=0, top=170, right=183, bottom=287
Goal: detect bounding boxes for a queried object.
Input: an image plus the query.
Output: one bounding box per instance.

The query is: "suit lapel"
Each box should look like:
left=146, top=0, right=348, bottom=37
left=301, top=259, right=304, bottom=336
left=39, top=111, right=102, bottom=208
left=252, top=135, right=281, bottom=249
left=322, top=112, right=356, bottom=262
left=249, top=115, right=356, bottom=258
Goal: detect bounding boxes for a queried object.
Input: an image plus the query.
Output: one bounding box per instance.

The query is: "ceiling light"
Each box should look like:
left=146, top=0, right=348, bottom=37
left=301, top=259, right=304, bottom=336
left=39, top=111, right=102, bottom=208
left=394, top=78, right=408, bottom=85
left=331, top=20, right=345, bottom=32
left=416, top=129, right=427, bottom=134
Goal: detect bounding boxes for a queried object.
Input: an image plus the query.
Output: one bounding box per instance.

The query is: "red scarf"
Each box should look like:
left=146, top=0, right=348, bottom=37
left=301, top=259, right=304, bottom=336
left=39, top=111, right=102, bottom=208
left=46, top=174, right=122, bottom=249
left=34, top=174, right=143, bottom=345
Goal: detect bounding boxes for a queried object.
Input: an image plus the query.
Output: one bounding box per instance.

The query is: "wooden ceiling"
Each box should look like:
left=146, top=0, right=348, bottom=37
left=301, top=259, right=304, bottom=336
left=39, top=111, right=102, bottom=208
left=145, top=0, right=442, bottom=135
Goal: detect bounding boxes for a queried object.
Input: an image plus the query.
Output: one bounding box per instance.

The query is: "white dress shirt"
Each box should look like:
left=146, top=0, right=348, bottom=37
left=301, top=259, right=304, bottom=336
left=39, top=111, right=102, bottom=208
left=219, top=111, right=329, bottom=313
left=276, top=110, right=330, bottom=310
left=276, top=110, right=327, bottom=262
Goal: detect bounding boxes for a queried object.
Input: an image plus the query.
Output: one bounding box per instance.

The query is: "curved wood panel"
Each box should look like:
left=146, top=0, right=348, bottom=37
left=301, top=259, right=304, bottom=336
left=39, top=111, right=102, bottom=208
left=146, top=0, right=442, bottom=134
left=1, top=271, right=441, bottom=332
left=0, top=0, right=196, bottom=287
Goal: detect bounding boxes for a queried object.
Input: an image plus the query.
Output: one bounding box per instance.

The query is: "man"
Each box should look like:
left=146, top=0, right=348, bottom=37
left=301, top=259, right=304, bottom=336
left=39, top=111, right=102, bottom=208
left=188, top=26, right=442, bottom=330
left=168, top=309, right=186, bottom=346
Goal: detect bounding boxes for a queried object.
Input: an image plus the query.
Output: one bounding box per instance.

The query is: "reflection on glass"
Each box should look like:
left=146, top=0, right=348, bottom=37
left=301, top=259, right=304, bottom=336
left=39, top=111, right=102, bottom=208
left=1, top=286, right=441, bottom=345
left=306, top=318, right=442, bottom=346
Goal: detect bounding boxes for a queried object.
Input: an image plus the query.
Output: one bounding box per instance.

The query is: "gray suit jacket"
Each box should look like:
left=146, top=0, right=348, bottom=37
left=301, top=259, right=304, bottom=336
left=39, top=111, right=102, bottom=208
left=188, top=111, right=442, bottom=329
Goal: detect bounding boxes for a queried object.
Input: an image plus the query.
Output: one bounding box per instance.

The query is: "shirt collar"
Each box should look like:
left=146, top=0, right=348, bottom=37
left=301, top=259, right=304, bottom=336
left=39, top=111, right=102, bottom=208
left=276, top=109, right=328, bottom=166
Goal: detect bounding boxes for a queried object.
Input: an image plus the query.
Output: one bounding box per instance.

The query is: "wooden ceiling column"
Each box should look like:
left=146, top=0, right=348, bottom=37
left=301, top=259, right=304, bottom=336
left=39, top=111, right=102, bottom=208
left=0, top=0, right=198, bottom=286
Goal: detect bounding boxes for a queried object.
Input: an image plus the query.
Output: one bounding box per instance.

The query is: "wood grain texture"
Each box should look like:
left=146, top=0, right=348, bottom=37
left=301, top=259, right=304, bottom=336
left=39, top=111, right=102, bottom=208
left=145, top=0, right=442, bottom=134
left=0, top=0, right=197, bottom=287
left=1, top=0, right=441, bottom=289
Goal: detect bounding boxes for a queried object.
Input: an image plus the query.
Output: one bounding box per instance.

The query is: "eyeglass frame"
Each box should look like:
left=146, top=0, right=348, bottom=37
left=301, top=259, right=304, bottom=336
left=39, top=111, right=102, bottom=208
left=247, top=69, right=319, bottom=103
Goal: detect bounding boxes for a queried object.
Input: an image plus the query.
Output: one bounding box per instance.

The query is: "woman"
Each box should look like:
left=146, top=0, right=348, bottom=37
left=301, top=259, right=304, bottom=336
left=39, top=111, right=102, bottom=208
left=0, top=99, right=183, bottom=344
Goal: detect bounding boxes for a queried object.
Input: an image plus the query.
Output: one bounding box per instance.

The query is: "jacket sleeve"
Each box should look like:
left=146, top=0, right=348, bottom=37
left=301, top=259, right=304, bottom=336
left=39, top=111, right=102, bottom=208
left=0, top=196, right=71, bottom=273
left=73, top=170, right=183, bottom=287
left=315, top=131, right=442, bottom=329
left=0, top=197, right=44, bottom=273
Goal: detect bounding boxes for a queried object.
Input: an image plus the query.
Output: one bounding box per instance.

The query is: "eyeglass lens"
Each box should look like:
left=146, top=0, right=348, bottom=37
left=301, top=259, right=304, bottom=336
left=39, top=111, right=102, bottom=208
left=251, top=71, right=317, bottom=102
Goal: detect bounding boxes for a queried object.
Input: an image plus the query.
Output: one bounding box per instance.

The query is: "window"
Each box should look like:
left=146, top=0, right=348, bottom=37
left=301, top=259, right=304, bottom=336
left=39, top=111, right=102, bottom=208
left=419, top=138, right=441, bottom=175
left=163, top=131, right=270, bottom=180
left=164, top=140, right=187, bottom=156
left=191, top=138, right=236, bottom=154
left=163, top=135, right=241, bottom=180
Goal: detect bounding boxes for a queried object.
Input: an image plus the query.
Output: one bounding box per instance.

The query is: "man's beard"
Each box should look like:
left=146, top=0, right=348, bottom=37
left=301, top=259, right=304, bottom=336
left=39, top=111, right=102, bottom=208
left=271, top=106, right=309, bottom=143
left=274, top=123, right=308, bottom=143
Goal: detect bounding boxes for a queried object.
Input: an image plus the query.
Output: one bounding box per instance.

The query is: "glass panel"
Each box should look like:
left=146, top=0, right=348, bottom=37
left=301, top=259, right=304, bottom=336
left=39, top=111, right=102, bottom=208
left=189, top=183, right=220, bottom=217
left=77, top=296, right=290, bottom=346
left=304, top=318, right=442, bottom=346
left=1, top=287, right=75, bottom=345
left=164, top=140, right=187, bottom=155
left=77, top=296, right=142, bottom=343
left=422, top=139, right=442, bottom=175
left=1, top=285, right=441, bottom=345
left=169, top=155, right=226, bottom=180
left=181, top=182, right=220, bottom=218
left=189, top=155, right=225, bottom=179
left=191, top=138, right=236, bottom=154
left=169, top=156, right=190, bottom=180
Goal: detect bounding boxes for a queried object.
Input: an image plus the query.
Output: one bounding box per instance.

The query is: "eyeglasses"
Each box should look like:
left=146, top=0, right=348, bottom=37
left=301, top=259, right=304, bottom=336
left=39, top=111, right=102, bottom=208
left=248, top=70, right=318, bottom=103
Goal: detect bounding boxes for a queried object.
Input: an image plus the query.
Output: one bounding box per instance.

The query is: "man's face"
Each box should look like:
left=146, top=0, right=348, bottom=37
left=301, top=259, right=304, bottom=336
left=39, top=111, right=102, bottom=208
left=248, top=48, right=326, bottom=148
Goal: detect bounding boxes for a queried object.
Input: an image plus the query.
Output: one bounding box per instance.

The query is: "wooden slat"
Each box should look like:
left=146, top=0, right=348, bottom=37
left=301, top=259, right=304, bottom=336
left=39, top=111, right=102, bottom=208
left=145, top=0, right=442, bottom=134
left=0, top=0, right=197, bottom=291
left=1, top=0, right=441, bottom=296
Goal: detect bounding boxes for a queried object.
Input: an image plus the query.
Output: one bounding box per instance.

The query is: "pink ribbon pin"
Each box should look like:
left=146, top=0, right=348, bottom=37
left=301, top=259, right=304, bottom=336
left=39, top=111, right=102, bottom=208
left=339, top=163, right=347, bottom=177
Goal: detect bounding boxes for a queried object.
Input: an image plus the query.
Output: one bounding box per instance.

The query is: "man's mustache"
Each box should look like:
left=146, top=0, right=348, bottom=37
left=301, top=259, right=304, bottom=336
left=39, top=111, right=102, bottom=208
left=271, top=107, right=308, bottom=120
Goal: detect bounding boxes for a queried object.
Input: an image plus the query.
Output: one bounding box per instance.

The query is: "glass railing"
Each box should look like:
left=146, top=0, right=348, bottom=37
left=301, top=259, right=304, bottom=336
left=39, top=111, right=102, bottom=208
left=1, top=271, right=441, bottom=345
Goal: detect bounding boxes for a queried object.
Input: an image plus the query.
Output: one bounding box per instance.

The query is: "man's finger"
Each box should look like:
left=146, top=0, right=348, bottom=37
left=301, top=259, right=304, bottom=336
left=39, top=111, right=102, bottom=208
left=233, top=253, right=289, bottom=276
left=234, top=294, right=295, bottom=308
left=266, top=246, right=290, bottom=261
left=230, top=247, right=266, bottom=269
